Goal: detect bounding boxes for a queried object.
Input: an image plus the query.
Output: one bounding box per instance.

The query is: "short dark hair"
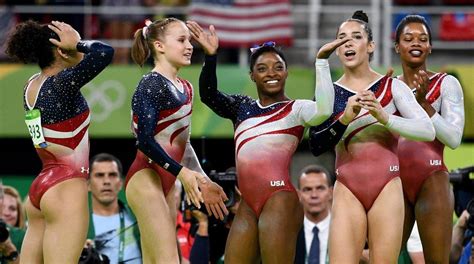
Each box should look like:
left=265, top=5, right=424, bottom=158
left=249, top=45, right=288, bottom=72
left=298, top=164, right=333, bottom=188
left=90, top=153, right=123, bottom=177
left=394, top=14, right=432, bottom=45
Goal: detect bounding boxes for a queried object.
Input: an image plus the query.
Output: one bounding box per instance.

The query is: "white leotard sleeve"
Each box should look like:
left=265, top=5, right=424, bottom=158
left=298, top=59, right=334, bottom=126
left=385, top=78, right=435, bottom=141
left=432, top=75, right=465, bottom=149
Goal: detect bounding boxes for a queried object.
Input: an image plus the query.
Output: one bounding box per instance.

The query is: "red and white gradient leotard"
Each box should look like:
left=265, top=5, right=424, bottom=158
left=398, top=73, right=465, bottom=203
left=200, top=55, right=334, bottom=216
left=311, top=76, right=435, bottom=211
left=126, top=73, right=199, bottom=197
left=24, top=41, right=113, bottom=209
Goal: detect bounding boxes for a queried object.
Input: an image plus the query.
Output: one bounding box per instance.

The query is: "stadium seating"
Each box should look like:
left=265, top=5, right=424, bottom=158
left=440, top=13, right=474, bottom=40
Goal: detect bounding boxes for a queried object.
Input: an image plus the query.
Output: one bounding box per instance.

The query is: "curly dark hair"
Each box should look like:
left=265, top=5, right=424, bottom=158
left=5, top=20, right=60, bottom=69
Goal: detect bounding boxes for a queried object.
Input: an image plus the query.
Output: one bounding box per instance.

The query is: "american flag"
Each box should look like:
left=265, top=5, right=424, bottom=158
left=189, top=0, right=294, bottom=47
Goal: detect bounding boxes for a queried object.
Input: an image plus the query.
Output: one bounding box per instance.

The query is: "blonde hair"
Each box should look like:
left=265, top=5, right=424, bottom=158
left=3, top=186, right=26, bottom=229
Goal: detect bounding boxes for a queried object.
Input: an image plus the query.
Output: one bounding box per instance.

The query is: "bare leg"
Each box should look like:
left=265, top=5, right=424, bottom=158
left=41, top=178, right=89, bottom=264
left=224, top=199, right=260, bottom=264
left=367, top=177, right=404, bottom=264
left=329, top=181, right=367, bottom=264
left=415, top=171, right=453, bottom=264
left=259, top=191, right=303, bottom=264
left=402, top=197, right=415, bottom=250
left=126, top=169, right=179, bottom=264
left=20, top=198, right=45, bottom=264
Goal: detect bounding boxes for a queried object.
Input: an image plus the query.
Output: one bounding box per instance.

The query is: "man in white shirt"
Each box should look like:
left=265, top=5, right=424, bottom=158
left=295, top=165, right=333, bottom=264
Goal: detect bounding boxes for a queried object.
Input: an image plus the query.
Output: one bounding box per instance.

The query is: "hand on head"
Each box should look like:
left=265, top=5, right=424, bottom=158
left=47, top=21, right=81, bottom=51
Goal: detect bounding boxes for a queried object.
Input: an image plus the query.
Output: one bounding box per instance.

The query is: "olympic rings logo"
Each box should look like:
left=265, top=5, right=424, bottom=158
left=83, top=80, right=127, bottom=122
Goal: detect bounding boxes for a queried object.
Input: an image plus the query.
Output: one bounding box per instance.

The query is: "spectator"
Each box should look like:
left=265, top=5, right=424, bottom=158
left=101, top=0, right=148, bottom=64
left=1, top=186, right=26, bottom=230
left=189, top=186, right=242, bottom=264
left=295, top=165, right=333, bottom=264
left=0, top=181, right=25, bottom=264
left=175, top=180, right=193, bottom=264
left=87, top=153, right=142, bottom=264
left=450, top=210, right=474, bottom=264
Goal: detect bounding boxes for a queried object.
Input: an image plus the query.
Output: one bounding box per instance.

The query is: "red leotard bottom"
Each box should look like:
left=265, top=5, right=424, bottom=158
left=398, top=138, right=447, bottom=204
left=237, top=154, right=296, bottom=218
left=125, top=151, right=176, bottom=197
left=29, top=165, right=88, bottom=210
left=336, top=142, right=400, bottom=211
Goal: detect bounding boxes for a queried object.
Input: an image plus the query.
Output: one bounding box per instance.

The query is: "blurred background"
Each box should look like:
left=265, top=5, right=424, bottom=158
left=0, top=0, right=473, bottom=198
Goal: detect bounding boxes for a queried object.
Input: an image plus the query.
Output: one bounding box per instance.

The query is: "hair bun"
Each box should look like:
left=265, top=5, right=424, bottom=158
left=352, top=10, right=369, bottom=23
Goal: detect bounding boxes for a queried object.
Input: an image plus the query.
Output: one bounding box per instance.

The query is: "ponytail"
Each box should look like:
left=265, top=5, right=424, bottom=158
left=131, top=28, right=151, bottom=67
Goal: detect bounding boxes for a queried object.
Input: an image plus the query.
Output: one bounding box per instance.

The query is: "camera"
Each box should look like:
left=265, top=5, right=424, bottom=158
left=79, top=245, right=110, bottom=264
left=450, top=166, right=474, bottom=217
left=208, top=167, right=238, bottom=209
left=0, top=219, right=9, bottom=243
left=466, top=199, right=474, bottom=232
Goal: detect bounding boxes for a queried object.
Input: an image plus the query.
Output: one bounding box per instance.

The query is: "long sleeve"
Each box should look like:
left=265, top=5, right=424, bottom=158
left=296, top=59, right=334, bottom=127
left=386, top=79, right=435, bottom=141
left=199, top=54, right=247, bottom=121
left=134, top=81, right=183, bottom=176
left=432, top=75, right=465, bottom=149
left=56, top=40, right=114, bottom=95
left=182, top=140, right=206, bottom=175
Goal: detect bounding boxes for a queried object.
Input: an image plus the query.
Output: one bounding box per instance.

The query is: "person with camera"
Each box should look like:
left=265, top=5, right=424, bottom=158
left=0, top=182, right=25, bottom=264
left=294, top=165, right=333, bottom=264
left=189, top=185, right=242, bottom=264
left=87, top=153, right=141, bottom=264
left=451, top=209, right=474, bottom=264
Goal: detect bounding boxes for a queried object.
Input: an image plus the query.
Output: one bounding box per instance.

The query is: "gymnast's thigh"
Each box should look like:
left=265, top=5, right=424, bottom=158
left=224, top=199, right=260, bottom=264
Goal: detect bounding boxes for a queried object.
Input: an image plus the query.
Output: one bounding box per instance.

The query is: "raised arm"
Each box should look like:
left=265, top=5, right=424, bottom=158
left=299, top=38, right=351, bottom=126
left=187, top=21, right=243, bottom=120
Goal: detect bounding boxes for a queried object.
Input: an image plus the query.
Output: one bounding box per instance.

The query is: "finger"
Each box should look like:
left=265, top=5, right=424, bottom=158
left=205, top=203, right=212, bottom=216
left=189, top=186, right=202, bottom=208
left=194, top=184, right=204, bottom=203
left=215, top=204, right=225, bottom=220
left=209, top=25, right=216, bottom=36
left=220, top=189, right=229, bottom=201
left=219, top=201, right=229, bottom=216
left=49, top=38, right=60, bottom=46
left=210, top=204, right=221, bottom=219
left=186, top=195, right=191, bottom=206
left=48, top=24, right=61, bottom=34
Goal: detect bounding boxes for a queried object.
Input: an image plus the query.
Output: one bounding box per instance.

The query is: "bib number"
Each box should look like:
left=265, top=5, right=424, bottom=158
left=25, top=109, right=47, bottom=148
